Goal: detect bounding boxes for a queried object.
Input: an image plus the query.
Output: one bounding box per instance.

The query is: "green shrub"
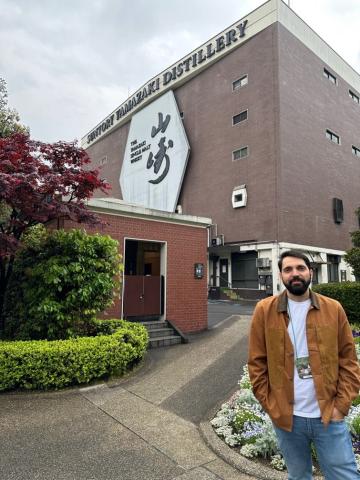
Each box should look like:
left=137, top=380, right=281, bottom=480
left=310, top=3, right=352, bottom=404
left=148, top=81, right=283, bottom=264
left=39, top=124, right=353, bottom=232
left=0, top=320, right=148, bottom=391
left=4, top=228, right=122, bottom=340
left=345, top=248, right=360, bottom=281
left=312, top=282, right=360, bottom=325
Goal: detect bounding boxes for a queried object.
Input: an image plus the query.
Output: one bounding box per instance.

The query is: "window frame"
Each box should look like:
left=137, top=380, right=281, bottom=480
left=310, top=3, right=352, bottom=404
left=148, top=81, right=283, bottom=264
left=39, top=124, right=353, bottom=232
left=349, top=90, right=360, bottom=104
left=232, top=145, right=249, bottom=161
left=323, top=68, right=337, bottom=85
left=352, top=145, right=360, bottom=157
left=232, top=74, right=248, bottom=91
left=232, top=109, right=248, bottom=126
left=325, top=129, right=340, bottom=145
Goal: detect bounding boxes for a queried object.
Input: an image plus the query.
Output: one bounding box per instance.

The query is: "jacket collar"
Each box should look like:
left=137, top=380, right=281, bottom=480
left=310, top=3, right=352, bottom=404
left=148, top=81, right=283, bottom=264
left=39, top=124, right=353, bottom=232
left=277, top=289, right=320, bottom=312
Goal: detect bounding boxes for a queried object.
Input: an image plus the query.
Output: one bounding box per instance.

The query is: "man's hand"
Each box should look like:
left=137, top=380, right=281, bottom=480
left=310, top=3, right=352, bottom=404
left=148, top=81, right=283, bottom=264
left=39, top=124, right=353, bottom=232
left=331, top=406, right=344, bottom=421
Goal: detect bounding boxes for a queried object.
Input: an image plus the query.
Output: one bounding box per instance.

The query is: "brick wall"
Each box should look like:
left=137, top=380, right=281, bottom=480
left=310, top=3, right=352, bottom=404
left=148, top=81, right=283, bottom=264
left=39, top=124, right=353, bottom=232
left=81, top=212, right=208, bottom=333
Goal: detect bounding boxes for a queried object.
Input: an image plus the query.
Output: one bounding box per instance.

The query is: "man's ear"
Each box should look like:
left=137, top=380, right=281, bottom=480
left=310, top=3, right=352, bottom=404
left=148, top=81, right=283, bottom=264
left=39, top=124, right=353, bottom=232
left=310, top=268, right=313, bottom=280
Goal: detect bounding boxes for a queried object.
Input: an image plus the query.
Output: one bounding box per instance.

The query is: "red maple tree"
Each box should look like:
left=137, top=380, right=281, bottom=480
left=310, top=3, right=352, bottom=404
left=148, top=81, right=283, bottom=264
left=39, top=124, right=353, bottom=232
left=0, top=133, right=110, bottom=327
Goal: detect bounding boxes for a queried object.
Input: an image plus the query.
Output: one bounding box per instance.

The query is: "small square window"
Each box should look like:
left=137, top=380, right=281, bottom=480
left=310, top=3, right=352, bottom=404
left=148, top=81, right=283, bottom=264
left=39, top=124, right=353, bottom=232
left=233, top=146, right=249, bottom=161
left=232, top=75, right=248, bottom=91
left=352, top=145, right=360, bottom=157
left=326, top=129, right=340, bottom=144
left=349, top=90, right=360, bottom=104
left=323, top=68, right=337, bottom=85
left=233, top=110, right=248, bottom=125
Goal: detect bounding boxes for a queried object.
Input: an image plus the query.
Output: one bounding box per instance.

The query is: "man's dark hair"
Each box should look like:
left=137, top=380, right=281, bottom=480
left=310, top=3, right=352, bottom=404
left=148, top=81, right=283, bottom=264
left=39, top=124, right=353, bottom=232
left=278, top=250, right=311, bottom=271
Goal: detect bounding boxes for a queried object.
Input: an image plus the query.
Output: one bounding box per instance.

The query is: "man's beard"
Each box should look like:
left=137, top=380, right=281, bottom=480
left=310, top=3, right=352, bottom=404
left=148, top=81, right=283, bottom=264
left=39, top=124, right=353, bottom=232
left=284, top=277, right=311, bottom=296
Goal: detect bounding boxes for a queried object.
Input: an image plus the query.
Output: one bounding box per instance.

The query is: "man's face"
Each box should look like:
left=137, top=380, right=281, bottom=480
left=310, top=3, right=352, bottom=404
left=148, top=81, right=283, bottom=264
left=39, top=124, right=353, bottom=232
left=280, top=256, right=312, bottom=296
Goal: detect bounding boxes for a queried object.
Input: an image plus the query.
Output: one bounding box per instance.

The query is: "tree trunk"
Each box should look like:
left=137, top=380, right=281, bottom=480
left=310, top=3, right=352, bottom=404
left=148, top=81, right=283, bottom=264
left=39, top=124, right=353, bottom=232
left=0, top=256, right=14, bottom=332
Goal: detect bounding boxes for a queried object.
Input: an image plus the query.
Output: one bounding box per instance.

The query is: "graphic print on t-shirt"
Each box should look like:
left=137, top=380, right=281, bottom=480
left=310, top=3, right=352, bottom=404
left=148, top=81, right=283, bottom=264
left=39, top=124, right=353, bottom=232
left=295, top=356, right=313, bottom=379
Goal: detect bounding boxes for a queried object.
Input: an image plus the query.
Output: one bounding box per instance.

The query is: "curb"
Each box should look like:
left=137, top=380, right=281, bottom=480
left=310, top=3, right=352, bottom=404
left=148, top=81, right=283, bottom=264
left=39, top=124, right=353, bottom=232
left=199, top=421, right=287, bottom=480
left=199, top=413, right=324, bottom=480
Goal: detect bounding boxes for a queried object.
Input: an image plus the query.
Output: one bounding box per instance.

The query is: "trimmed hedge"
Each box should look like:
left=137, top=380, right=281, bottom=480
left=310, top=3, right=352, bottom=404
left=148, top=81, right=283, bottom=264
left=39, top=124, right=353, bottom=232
left=312, top=282, right=360, bottom=325
left=0, top=320, right=148, bottom=392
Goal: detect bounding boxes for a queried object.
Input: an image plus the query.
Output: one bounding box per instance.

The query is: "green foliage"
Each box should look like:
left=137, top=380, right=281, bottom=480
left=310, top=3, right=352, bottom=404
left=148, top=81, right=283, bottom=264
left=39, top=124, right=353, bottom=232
left=345, top=248, right=360, bottom=281
left=312, top=282, right=360, bottom=325
left=238, top=364, right=252, bottom=390
left=0, top=320, right=148, bottom=391
left=0, top=78, right=28, bottom=138
left=4, top=228, right=122, bottom=340
left=250, top=418, right=280, bottom=458
left=232, top=409, right=262, bottom=434
left=351, top=230, right=360, bottom=248
left=352, top=417, right=360, bottom=437
left=344, top=227, right=360, bottom=280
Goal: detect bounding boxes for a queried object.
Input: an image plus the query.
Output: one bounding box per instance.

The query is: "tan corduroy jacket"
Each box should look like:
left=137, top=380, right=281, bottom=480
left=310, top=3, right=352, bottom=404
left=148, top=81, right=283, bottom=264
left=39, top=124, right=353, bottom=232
left=248, top=290, right=360, bottom=431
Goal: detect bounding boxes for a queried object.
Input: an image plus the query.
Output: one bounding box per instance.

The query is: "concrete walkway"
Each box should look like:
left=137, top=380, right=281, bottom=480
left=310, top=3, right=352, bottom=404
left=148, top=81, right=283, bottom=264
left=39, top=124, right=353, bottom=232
left=0, top=313, right=256, bottom=480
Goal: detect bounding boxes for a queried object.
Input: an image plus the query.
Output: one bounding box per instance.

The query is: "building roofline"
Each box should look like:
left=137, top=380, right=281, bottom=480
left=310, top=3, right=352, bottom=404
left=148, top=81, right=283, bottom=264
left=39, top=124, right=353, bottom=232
left=81, top=0, right=360, bottom=148
left=87, top=198, right=212, bottom=227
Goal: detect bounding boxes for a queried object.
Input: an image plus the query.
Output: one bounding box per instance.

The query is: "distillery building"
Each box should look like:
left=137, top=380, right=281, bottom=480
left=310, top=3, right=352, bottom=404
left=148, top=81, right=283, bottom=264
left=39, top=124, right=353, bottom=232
left=82, top=0, right=360, bottom=299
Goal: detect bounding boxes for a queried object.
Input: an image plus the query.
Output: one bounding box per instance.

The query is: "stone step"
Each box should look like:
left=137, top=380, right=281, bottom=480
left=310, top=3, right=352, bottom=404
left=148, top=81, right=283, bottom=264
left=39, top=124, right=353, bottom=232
left=148, top=335, right=182, bottom=348
left=142, top=321, right=168, bottom=330
left=147, top=327, right=174, bottom=338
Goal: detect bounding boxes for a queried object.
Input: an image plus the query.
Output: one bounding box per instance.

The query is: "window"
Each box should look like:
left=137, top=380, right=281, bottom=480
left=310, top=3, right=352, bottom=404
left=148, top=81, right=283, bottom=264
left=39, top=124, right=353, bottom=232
left=327, top=254, right=340, bottom=282
left=349, top=90, right=360, bottom=104
left=323, top=68, right=337, bottom=85
left=232, top=75, right=248, bottom=91
left=232, top=146, right=249, bottom=160
left=233, top=110, right=248, bottom=125
left=326, top=129, right=340, bottom=144
left=333, top=198, right=344, bottom=224
left=352, top=145, right=360, bottom=157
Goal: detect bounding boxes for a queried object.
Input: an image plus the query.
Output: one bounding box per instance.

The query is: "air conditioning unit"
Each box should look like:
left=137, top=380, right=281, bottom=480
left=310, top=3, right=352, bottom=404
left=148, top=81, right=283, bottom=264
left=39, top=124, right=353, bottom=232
left=211, top=236, right=224, bottom=247
left=256, top=258, right=271, bottom=268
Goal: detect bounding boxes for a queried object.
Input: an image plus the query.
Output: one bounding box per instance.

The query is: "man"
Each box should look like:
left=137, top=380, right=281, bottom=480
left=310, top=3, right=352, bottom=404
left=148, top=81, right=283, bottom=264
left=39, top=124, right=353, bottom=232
left=248, top=250, right=360, bottom=479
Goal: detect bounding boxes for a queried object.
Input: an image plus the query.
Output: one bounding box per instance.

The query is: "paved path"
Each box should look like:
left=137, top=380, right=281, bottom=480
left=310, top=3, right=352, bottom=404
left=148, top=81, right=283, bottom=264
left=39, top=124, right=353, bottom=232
left=0, top=309, right=257, bottom=480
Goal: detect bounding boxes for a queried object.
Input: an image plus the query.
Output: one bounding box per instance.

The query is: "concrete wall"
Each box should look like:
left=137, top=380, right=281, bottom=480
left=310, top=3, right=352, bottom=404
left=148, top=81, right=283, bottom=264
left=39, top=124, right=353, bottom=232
left=277, top=23, right=360, bottom=250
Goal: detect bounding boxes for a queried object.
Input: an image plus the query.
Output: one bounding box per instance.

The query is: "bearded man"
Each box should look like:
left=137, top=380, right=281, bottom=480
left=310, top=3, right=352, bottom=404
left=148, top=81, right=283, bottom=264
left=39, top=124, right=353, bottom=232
left=248, top=250, right=360, bottom=479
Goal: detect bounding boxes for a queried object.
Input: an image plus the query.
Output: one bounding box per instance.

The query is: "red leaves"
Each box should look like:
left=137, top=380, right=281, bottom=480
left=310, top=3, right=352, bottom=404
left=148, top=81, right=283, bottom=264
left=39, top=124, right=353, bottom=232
left=0, top=133, right=110, bottom=256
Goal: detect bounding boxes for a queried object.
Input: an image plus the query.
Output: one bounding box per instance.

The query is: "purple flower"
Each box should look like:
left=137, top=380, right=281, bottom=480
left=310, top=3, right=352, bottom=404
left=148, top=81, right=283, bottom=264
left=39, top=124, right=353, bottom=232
left=351, top=436, right=360, bottom=454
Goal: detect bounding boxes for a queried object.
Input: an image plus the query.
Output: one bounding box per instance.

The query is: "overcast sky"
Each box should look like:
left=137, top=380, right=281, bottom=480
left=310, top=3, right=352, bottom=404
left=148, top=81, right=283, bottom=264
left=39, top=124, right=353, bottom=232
left=1, top=0, right=359, bottom=143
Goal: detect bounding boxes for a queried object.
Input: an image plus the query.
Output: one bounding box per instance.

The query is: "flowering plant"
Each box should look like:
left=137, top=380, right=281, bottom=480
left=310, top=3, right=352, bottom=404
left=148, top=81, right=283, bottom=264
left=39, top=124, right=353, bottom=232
left=212, top=346, right=360, bottom=472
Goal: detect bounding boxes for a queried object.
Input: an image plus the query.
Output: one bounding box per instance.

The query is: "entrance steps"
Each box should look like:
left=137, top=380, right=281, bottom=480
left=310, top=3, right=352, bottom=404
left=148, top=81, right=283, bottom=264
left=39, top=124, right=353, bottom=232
left=141, top=320, right=187, bottom=348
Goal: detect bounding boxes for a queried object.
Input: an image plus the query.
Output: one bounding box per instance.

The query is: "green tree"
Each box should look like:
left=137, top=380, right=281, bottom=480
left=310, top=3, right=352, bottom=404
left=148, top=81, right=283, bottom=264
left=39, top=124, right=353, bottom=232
left=4, top=227, right=122, bottom=340
left=344, top=210, right=360, bottom=281
left=0, top=78, right=28, bottom=138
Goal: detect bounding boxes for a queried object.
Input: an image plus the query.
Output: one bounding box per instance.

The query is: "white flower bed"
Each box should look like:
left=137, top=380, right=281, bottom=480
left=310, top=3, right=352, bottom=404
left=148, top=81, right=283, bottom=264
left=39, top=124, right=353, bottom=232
left=211, top=361, right=360, bottom=472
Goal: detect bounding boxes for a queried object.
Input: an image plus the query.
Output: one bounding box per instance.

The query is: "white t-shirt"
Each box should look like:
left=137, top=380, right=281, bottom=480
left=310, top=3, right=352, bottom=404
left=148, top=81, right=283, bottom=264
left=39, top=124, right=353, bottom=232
left=287, top=298, right=321, bottom=418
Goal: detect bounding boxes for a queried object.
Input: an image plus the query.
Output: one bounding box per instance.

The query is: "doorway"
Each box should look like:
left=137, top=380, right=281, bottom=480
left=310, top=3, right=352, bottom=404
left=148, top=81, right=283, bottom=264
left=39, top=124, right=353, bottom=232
left=219, top=259, right=229, bottom=287
left=123, top=239, right=165, bottom=320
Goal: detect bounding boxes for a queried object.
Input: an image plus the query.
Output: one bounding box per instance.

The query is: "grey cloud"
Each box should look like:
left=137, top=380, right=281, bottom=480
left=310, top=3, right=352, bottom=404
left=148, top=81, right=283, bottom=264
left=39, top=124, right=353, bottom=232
left=0, top=0, right=359, bottom=143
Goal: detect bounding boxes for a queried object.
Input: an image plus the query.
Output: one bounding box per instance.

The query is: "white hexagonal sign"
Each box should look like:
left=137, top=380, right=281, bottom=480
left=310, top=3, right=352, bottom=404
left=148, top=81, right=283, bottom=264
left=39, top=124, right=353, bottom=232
left=120, top=90, right=190, bottom=212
